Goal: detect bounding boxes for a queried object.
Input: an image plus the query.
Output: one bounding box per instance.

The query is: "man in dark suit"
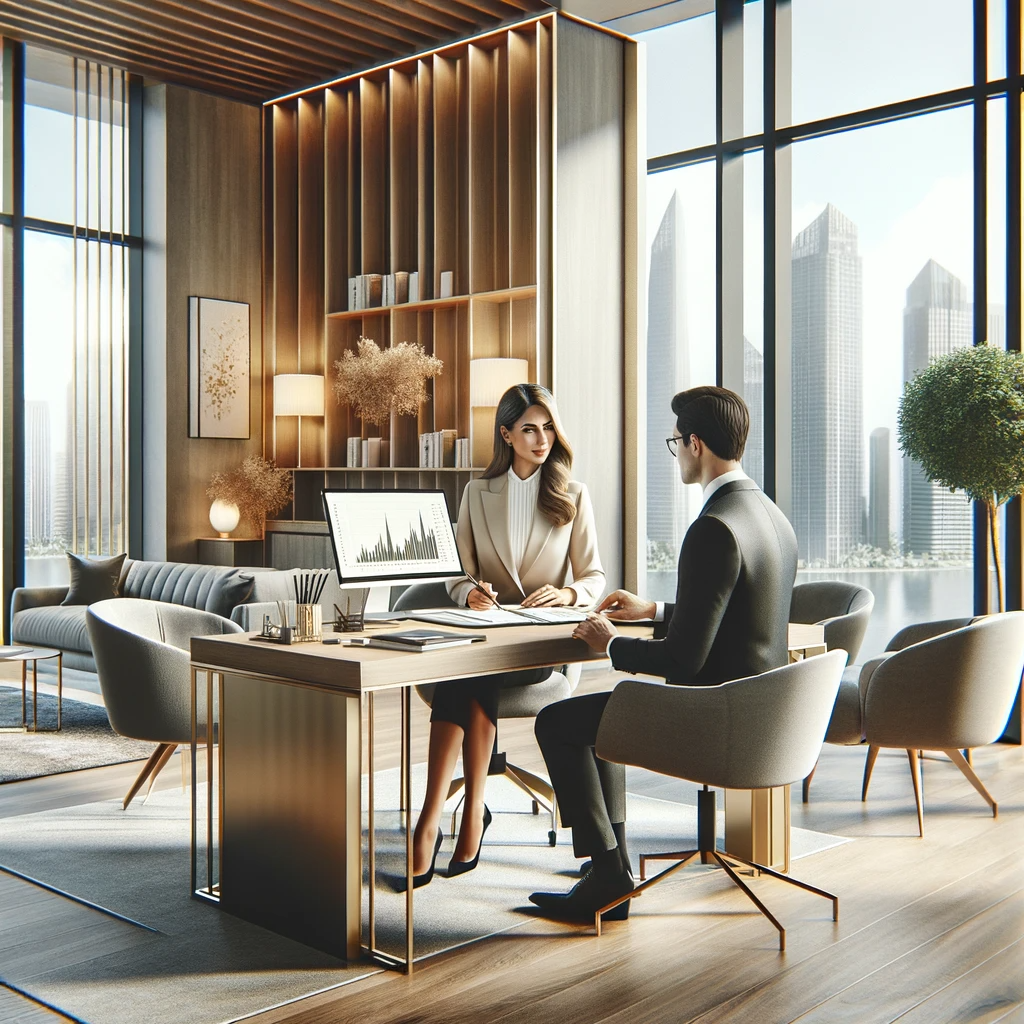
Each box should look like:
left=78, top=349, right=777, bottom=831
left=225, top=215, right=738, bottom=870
left=529, top=386, right=799, bottom=922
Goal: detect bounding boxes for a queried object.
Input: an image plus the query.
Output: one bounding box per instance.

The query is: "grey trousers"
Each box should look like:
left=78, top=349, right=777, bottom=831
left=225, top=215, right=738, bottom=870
left=534, top=691, right=626, bottom=858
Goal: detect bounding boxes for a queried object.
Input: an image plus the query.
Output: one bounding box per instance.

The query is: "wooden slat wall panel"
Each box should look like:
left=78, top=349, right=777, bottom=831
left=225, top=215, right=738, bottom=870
left=0, top=0, right=550, bottom=105
left=298, top=93, right=325, bottom=467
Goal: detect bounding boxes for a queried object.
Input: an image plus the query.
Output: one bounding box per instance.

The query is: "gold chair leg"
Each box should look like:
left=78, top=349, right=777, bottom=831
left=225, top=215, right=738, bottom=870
left=714, top=852, right=787, bottom=951
left=123, top=743, right=174, bottom=810
left=719, top=852, right=839, bottom=921
left=594, top=850, right=702, bottom=937
left=446, top=776, right=466, bottom=801
left=945, top=747, right=997, bottom=817
left=143, top=743, right=178, bottom=804
left=862, top=744, right=879, bottom=801
left=802, top=758, right=819, bottom=804
left=907, top=748, right=925, bottom=837
left=504, top=766, right=552, bottom=813
left=505, top=764, right=555, bottom=802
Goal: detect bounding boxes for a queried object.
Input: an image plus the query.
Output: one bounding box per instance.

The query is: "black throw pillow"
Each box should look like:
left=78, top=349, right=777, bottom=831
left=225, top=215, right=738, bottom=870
left=62, top=552, right=128, bottom=606
left=205, top=571, right=255, bottom=618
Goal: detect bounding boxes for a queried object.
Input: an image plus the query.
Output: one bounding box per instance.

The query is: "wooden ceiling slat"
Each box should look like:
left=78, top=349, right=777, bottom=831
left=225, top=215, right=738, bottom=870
left=0, top=0, right=553, bottom=104
left=5, top=4, right=291, bottom=92
left=161, top=0, right=435, bottom=55
left=75, top=0, right=388, bottom=74
left=0, top=14, right=270, bottom=101
left=143, top=0, right=402, bottom=68
left=10, top=0, right=342, bottom=86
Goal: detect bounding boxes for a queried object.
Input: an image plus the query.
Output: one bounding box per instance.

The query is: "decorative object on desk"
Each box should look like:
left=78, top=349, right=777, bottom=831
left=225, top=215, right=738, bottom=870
left=469, top=358, right=529, bottom=467
left=208, top=499, right=241, bottom=537
left=295, top=604, right=323, bottom=641
left=332, top=337, right=443, bottom=426
left=333, top=589, right=369, bottom=632
left=188, top=296, right=250, bottom=439
left=898, top=342, right=1024, bottom=611
left=206, top=455, right=293, bottom=539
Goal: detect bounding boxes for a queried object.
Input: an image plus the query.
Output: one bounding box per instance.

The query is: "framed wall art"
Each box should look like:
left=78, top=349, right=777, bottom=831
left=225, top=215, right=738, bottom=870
left=188, top=296, right=250, bottom=439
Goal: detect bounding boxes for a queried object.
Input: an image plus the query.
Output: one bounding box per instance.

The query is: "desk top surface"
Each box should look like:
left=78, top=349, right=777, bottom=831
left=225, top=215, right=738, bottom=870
left=192, top=620, right=825, bottom=695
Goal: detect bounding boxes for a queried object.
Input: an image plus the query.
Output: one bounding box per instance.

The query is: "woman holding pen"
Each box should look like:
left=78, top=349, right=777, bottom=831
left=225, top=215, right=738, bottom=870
left=411, top=383, right=605, bottom=885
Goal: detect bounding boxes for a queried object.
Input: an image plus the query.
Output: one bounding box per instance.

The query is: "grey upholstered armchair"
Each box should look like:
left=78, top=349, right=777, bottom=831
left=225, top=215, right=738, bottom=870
left=392, top=581, right=581, bottom=845
left=594, top=649, right=848, bottom=950
left=841, top=612, right=1024, bottom=836
left=86, top=598, right=243, bottom=809
left=792, top=581, right=874, bottom=801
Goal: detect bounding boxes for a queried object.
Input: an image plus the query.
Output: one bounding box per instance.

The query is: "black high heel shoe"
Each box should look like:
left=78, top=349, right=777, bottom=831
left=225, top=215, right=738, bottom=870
left=448, top=805, right=491, bottom=877
left=413, top=828, right=444, bottom=889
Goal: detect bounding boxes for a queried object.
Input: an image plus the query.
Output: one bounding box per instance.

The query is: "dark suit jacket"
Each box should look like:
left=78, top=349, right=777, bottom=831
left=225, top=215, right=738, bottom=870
left=610, top=479, right=798, bottom=685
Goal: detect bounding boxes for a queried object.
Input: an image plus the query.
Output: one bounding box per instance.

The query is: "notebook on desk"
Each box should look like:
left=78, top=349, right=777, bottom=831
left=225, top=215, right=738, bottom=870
left=366, top=628, right=486, bottom=651
left=406, top=606, right=588, bottom=628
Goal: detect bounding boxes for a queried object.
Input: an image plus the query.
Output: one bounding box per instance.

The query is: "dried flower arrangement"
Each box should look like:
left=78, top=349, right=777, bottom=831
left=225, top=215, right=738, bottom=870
left=332, top=337, right=443, bottom=425
left=207, top=455, right=294, bottom=538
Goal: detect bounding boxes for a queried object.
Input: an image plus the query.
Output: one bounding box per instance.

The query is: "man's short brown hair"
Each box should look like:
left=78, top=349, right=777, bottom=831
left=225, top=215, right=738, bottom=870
left=671, top=386, right=749, bottom=461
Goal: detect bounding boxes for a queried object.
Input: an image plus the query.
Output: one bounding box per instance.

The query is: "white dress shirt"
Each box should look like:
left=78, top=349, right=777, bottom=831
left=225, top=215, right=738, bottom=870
left=606, top=468, right=752, bottom=657
left=507, top=466, right=541, bottom=588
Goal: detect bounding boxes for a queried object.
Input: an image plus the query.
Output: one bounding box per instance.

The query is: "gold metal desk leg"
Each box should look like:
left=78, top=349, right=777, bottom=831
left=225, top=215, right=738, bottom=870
left=21, top=661, right=26, bottom=727
left=404, top=685, right=414, bottom=975
left=207, top=669, right=215, bottom=897
left=368, top=690, right=376, bottom=955
left=31, top=658, right=38, bottom=731
left=57, top=653, right=63, bottom=731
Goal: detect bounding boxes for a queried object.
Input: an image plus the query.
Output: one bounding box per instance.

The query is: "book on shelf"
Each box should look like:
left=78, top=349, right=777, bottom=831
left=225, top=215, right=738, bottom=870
left=455, top=437, right=471, bottom=468
left=363, top=437, right=382, bottom=468
left=395, top=271, right=409, bottom=304
left=408, top=271, right=419, bottom=303
left=366, top=274, right=383, bottom=308
left=439, top=270, right=453, bottom=298
left=383, top=274, right=394, bottom=306
left=441, top=428, right=457, bottom=468
left=346, top=437, right=361, bottom=468
left=347, top=277, right=358, bottom=312
left=366, top=628, right=486, bottom=652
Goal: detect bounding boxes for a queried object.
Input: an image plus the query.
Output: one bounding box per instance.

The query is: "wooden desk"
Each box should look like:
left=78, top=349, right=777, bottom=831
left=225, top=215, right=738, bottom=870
left=189, top=620, right=824, bottom=971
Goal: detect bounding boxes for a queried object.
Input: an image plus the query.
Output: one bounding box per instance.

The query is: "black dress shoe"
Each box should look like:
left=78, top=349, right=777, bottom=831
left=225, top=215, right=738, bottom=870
left=413, top=829, right=443, bottom=889
left=448, top=805, right=491, bottom=877
left=529, top=861, right=635, bottom=922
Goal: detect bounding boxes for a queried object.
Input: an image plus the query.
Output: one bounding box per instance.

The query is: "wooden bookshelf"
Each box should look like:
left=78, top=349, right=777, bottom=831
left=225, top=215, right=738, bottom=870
left=264, top=13, right=641, bottom=589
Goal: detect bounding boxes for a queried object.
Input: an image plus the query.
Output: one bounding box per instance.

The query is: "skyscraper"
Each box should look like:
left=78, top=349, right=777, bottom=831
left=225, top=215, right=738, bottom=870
left=742, top=338, right=764, bottom=489
left=791, top=204, right=864, bottom=565
left=902, top=260, right=972, bottom=558
left=646, top=191, right=690, bottom=556
left=25, top=401, right=52, bottom=545
left=868, top=427, right=890, bottom=550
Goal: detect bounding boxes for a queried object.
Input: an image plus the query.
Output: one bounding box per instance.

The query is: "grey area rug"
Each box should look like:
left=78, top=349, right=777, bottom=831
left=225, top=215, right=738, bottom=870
left=0, top=690, right=154, bottom=783
left=0, top=769, right=850, bottom=1024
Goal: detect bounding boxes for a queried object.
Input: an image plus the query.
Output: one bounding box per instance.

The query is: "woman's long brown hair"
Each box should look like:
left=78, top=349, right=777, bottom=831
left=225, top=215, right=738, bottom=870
left=481, top=384, right=576, bottom=527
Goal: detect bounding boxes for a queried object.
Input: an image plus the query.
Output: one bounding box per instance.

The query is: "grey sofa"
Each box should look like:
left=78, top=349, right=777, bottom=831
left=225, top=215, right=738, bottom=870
left=11, top=560, right=347, bottom=672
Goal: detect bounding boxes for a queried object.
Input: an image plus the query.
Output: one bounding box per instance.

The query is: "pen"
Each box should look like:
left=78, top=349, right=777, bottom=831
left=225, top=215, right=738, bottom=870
left=462, top=569, right=502, bottom=609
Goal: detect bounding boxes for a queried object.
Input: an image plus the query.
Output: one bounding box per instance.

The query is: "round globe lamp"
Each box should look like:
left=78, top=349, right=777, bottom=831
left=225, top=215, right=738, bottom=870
left=209, top=499, right=241, bottom=538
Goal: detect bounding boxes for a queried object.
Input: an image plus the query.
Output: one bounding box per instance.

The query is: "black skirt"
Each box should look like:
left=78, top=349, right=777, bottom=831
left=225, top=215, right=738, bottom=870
left=428, top=667, right=554, bottom=730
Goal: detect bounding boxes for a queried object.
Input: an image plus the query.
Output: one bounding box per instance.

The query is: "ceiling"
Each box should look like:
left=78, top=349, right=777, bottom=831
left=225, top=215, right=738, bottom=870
left=0, top=0, right=553, bottom=105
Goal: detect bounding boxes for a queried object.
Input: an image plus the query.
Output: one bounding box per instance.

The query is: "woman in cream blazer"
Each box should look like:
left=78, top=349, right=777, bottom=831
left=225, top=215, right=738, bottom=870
left=410, top=383, right=605, bottom=886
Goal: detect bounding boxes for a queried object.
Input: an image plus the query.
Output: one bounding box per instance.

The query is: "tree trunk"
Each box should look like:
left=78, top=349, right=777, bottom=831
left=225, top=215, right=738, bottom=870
left=989, top=498, right=1004, bottom=613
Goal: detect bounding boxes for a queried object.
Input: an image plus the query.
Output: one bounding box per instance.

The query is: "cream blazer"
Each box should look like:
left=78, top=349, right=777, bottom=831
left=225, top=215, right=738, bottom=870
left=446, top=475, right=606, bottom=608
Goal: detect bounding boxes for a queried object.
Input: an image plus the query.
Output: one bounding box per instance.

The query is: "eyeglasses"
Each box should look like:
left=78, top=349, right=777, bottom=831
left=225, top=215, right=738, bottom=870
left=666, top=436, right=685, bottom=457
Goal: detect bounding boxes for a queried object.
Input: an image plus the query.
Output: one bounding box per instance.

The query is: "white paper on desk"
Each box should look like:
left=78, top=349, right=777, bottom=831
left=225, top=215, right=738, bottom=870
left=409, top=606, right=587, bottom=627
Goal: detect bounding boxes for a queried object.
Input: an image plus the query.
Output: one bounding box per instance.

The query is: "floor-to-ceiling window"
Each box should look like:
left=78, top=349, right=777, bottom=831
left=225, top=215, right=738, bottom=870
left=618, top=0, right=1021, bottom=657
left=17, top=45, right=131, bottom=588
left=0, top=40, right=135, bottom=622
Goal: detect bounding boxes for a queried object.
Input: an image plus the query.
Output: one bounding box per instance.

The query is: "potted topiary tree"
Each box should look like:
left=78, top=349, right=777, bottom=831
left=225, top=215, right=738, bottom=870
left=898, top=343, right=1024, bottom=612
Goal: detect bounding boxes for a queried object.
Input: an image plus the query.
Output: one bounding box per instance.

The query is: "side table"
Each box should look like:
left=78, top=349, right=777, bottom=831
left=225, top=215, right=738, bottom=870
left=0, top=647, right=63, bottom=732
left=196, top=538, right=264, bottom=567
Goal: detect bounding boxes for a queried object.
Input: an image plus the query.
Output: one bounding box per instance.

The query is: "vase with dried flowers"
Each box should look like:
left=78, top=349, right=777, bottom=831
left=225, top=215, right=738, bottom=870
left=207, top=454, right=294, bottom=539
left=332, top=337, right=443, bottom=429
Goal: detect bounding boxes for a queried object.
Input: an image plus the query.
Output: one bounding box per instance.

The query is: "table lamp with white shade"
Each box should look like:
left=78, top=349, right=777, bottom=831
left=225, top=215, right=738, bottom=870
left=469, top=358, right=529, bottom=467
left=273, top=373, right=325, bottom=467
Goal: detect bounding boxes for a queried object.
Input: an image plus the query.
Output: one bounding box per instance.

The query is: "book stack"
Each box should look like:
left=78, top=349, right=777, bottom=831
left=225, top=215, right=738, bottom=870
left=367, top=628, right=486, bottom=652
left=347, top=274, right=384, bottom=310
left=382, top=271, right=410, bottom=306
left=419, top=429, right=458, bottom=468
left=454, top=437, right=471, bottom=468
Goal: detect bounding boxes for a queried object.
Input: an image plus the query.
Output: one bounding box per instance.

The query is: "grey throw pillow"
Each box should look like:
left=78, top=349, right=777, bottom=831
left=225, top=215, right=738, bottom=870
left=62, top=552, right=127, bottom=606
left=205, top=571, right=255, bottom=618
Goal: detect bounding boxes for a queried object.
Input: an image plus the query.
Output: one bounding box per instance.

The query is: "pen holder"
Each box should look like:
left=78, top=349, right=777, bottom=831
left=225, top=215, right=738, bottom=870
left=333, top=588, right=369, bottom=633
left=295, top=603, right=323, bottom=642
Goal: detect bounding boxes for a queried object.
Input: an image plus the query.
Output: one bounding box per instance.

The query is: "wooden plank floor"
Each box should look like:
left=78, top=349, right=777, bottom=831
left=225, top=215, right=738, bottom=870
left=1, top=665, right=1022, bottom=1023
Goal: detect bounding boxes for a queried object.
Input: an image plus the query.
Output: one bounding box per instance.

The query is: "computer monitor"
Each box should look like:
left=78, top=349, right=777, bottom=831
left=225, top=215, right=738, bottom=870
left=322, top=488, right=464, bottom=586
